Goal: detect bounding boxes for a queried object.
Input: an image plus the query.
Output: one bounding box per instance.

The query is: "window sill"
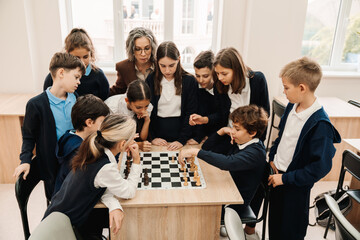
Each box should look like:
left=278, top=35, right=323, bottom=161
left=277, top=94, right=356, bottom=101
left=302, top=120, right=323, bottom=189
left=323, top=70, right=360, bottom=79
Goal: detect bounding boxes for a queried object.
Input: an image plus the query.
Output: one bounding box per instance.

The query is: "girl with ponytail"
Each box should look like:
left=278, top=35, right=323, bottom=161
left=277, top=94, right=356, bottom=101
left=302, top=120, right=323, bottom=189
left=43, top=114, right=142, bottom=237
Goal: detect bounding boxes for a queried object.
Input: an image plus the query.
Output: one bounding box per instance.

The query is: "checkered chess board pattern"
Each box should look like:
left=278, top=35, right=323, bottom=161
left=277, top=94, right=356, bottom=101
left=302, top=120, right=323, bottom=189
left=120, top=151, right=206, bottom=190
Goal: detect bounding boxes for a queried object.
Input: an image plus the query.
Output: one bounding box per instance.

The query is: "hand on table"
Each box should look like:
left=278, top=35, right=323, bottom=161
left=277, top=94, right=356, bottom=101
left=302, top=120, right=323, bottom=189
left=186, top=139, right=199, bottom=145
left=167, top=141, right=183, bottom=151
left=151, top=138, right=168, bottom=146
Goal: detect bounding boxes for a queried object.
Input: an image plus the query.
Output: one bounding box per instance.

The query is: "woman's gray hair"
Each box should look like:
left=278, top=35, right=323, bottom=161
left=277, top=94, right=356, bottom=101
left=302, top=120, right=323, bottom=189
left=126, top=27, right=158, bottom=63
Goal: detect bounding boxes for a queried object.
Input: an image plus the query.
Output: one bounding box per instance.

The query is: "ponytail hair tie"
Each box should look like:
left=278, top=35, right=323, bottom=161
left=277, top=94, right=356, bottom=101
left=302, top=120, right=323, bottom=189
left=97, top=130, right=102, bottom=138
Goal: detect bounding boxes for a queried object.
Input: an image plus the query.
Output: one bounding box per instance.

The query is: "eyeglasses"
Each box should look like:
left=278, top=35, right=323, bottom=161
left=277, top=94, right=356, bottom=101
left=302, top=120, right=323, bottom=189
left=134, top=47, right=151, bottom=54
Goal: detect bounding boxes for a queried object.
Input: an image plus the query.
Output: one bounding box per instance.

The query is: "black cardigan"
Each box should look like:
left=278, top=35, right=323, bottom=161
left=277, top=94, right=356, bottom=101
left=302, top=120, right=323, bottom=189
left=20, top=92, right=59, bottom=181
left=146, top=73, right=198, bottom=145
left=216, top=71, right=270, bottom=141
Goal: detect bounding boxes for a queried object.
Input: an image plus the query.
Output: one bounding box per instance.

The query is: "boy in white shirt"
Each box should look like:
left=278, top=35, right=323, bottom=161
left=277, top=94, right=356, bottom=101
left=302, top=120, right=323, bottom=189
left=268, top=57, right=341, bottom=240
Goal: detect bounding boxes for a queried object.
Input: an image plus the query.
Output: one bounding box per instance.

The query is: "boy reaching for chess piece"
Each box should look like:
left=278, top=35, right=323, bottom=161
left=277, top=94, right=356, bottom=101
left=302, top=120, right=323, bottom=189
left=178, top=105, right=268, bottom=238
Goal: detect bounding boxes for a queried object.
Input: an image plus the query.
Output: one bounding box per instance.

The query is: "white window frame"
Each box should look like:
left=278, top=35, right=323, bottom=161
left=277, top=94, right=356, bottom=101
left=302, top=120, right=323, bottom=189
left=63, top=0, right=222, bottom=71
left=319, top=0, right=358, bottom=72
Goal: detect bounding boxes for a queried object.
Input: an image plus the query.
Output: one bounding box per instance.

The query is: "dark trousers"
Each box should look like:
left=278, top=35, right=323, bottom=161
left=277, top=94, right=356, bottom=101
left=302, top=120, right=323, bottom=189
left=269, top=184, right=310, bottom=240
left=27, top=158, right=55, bottom=201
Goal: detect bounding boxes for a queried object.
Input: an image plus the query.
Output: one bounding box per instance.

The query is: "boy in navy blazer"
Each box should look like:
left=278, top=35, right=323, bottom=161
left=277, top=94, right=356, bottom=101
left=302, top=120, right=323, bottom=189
left=268, top=57, right=341, bottom=240
left=14, top=52, right=85, bottom=200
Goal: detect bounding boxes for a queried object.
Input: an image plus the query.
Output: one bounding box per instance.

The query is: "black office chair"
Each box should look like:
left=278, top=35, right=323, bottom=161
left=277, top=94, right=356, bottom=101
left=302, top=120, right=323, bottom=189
left=324, top=150, right=360, bottom=238
left=266, top=99, right=286, bottom=152
left=224, top=164, right=271, bottom=240
left=324, top=194, right=360, bottom=240
left=348, top=100, right=360, bottom=108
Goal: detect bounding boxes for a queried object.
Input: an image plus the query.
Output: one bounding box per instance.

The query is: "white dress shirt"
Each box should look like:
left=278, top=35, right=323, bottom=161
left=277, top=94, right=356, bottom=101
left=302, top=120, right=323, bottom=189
left=198, top=84, right=214, bottom=96
left=273, top=98, right=322, bottom=172
left=228, top=78, right=251, bottom=113
left=94, top=148, right=142, bottom=212
left=158, top=77, right=181, bottom=117
left=238, top=138, right=259, bottom=150
left=105, top=94, right=153, bottom=117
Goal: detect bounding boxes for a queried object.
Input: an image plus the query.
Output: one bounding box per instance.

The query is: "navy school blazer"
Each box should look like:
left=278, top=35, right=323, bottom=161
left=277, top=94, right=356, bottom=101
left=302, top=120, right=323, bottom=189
left=269, top=103, right=341, bottom=188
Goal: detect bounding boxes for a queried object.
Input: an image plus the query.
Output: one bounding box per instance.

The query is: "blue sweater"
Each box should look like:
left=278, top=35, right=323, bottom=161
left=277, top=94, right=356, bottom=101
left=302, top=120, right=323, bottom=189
left=54, top=130, right=83, bottom=195
left=43, top=68, right=110, bottom=101
left=269, top=103, right=341, bottom=188
left=44, top=155, right=110, bottom=227
left=199, top=133, right=266, bottom=205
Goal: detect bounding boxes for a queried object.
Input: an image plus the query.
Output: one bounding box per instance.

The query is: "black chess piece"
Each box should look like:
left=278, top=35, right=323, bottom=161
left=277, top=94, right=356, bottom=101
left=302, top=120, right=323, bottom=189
left=144, top=168, right=149, bottom=186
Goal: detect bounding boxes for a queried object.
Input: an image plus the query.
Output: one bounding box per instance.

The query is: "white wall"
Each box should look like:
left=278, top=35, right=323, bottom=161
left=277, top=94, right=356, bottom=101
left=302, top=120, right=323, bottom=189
left=1, top=0, right=360, bottom=101
left=0, top=0, right=62, bottom=93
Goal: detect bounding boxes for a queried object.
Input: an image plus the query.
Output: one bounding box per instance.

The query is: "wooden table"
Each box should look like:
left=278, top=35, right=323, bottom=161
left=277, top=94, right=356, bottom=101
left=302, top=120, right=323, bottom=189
left=343, top=139, right=360, bottom=230
left=0, top=93, right=35, bottom=183
left=96, top=145, right=243, bottom=240
left=274, top=96, right=360, bottom=181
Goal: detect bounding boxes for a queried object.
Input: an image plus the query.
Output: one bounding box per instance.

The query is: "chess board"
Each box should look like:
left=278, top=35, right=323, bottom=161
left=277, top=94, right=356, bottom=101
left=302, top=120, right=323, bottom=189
left=119, top=151, right=206, bottom=190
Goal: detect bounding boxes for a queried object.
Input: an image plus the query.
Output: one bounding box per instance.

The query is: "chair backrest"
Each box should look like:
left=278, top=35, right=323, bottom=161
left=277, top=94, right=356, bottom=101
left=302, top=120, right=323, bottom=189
left=273, top=99, right=286, bottom=122
left=266, top=99, right=286, bottom=151
left=343, top=150, right=360, bottom=182
left=324, top=194, right=360, bottom=240
left=15, top=172, right=41, bottom=240
left=29, top=212, right=76, bottom=240
left=348, top=100, right=360, bottom=108
left=224, top=207, right=246, bottom=240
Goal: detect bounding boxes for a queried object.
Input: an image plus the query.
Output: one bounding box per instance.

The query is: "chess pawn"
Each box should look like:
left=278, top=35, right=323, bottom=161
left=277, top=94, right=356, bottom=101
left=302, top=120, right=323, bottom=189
left=194, top=170, right=198, bottom=178
left=184, top=178, right=188, bottom=186
left=171, top=155, right=175, bottom=163
left=196, top=176, right=201, bottom=186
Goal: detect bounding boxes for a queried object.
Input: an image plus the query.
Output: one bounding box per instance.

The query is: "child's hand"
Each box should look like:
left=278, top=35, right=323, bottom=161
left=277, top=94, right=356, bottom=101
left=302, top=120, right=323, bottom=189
left=109, top=209, right=124, bottom=234
left=152, top=138, right=168, bottom=146
left=127, top=142, right=140, bottom=164
left=137, top=111, right=150, bottom=122
left=189, top=114, right=208, bottom=126
left=268, top=174, right=283, bottom=187
left=13, top=163, right=30, bottom=180
left=141, top=141, right=152, bottom=152
left=178, top=149, right=200, bottom=166
left=167, top=141, right=183, bottom=151
left=269, top=161, right=279, bottom=174
left=217, top=127, right=234, bottom=144
left=187, top=139, right=199, bottom=145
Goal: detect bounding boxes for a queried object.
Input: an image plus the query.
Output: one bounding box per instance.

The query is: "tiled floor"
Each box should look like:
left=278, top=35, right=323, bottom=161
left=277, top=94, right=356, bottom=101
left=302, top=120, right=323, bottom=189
left=0, top=181, right=338, bottom=240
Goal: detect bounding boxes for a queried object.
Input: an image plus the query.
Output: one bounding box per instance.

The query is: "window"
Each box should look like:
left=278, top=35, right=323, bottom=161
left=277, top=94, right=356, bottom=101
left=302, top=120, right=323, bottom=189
left=302, top=0, right=360, bottom=71
left=64, top=0, right=220, bottom=69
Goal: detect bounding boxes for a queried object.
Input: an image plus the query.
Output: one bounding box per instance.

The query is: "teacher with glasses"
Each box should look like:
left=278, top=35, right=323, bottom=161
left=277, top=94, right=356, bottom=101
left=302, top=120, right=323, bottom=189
left=110, top=27, right=158, bottom=96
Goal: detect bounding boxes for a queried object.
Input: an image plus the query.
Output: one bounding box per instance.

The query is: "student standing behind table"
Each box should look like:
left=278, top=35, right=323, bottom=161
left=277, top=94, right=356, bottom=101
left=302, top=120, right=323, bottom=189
left=179, top=105, right=268, bottom=238
left=146, top=41, right=198, bottom=150
left=110, top=27, right=158, bottom=96
left=187, top=50, right=225, bottom=145
left=105, top=80, right=153, bottom=151
left=43, top=28, right=109, bottom=101
left=268, top=57, right=341, bottom=240
left=43, top=115, right=142, bottom=237
left=14, top=52, right=85, bottom=200
left=213, top=47, right=270, bottom=142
